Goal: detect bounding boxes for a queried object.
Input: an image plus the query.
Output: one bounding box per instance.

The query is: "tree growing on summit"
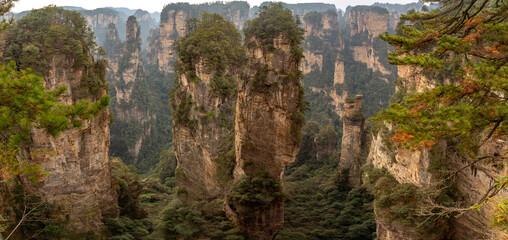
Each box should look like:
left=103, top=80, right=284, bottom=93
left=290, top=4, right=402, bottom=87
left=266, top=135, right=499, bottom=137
left=373, top=0, right=507, bottom=230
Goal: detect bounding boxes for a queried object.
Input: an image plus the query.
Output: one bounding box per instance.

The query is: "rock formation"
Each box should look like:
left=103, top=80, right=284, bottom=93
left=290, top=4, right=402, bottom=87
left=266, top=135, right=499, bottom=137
left=368, top=64, right=508, bottom=239
left=222, top=4, right=306, bottom=234
left=133, top=9, right=157, bottom=49
left=225, top=34, right=304, bottom=240
left=170, top=13, right=244, bottom=199
left=80, top=8, right=122, bottom=45
left=0, top=7, right=118, bottom=235
left=145, top=2, right=250, bottom=72
left=105, top=16, right=158, bottom=168
left=339, top=95, right=365, bottom=186
left=171, top=62, right=237, bottom=198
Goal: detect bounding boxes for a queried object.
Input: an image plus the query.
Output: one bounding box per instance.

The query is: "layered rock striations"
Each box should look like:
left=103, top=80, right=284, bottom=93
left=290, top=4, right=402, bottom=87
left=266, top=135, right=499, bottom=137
left=0, top=7, right=118, bottom=234
left=302, top=5, right=397, bottom=120
left=339, top=95, right=365, bottom=186
left=224, top=5, right=305, bottom=238
left=171, top=15, right=243, bottom=198
left=368, top=66, right=508, bottom=240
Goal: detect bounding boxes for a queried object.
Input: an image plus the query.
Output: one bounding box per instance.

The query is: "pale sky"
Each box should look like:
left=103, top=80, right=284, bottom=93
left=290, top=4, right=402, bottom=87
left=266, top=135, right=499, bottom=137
left=13, top=0, right=419, bottom=13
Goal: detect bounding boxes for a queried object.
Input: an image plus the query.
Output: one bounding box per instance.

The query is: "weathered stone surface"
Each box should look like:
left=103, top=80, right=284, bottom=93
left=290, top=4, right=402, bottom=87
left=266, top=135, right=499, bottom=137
left=226, top=35, right=303, bottom=240
left=347, top=7, right=389, bottom=38
left=173, top=60, right=237, bottom=199
left=81, top=10, right=120, bottom=45
left=339, top=95, right=364, bottom=186
left=26, top=55, right=118, bottom=234
left=369, top=64, right=508, bottom=240
left=346, top=6, right=392, bottom=75
left=146, top=3, right=249, bottom=72
left=105, top=17, right=157, bottom=165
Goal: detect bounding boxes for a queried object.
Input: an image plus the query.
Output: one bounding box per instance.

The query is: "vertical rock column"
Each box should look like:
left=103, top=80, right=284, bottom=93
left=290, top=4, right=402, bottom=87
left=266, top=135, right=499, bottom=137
left=339, top=95, right=364, bottom=186
left=172, top=14, right=242, bottom=199
left=225, top=33, right=305, bottom=238
left=172, top=62, right=237, bottom=198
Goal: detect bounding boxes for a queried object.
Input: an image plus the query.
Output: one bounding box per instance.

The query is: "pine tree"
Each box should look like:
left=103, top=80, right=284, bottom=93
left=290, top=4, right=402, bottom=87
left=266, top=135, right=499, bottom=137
left=373, top=0, right=507, bottom=229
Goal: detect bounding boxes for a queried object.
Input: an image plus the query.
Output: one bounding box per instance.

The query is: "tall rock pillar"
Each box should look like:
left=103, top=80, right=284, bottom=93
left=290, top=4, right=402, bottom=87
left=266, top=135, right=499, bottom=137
left=171, top=13, right=243, bottom=199
left=224, top=4, right=306, bottom=239
left=339, top=95, right=364, bottom=186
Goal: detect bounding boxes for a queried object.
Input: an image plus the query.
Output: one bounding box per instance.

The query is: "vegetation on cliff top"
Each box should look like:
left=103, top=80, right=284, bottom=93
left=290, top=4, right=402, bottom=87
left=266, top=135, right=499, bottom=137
left=373, top=0, right=508, bottom=231
left=2, top=6, right=108, bottom=96
left=173, top=12, right=245, bottom=96
left=0, top=62, right=109, bottom=182
left=244, top=2, right=304, bottom=56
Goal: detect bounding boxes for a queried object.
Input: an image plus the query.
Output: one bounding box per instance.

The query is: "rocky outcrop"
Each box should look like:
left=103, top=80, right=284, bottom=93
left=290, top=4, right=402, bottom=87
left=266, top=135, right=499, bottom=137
left=0, top=7, right=119, bottom=235
left=29, top=104, right=118, bottom=233
left=346, top=6, right=391, bottom=75
left=347, top=6, right=389, bottom=38
left=106, top=16, right=156, bottom=166
left=145, top=2, right=250, bottom=72
left=81, top=8, right=121, bottom=45
left=133, top=9, right=157, bottom=49
left=339, top=95, right=364, bottom=186
left=172, top=58, right=238, bottom=198
left=368, top=65, right=508, bottom=239
left=225, top=34, right=304, bottom=239
left=300, top=10, right=338, bottom=75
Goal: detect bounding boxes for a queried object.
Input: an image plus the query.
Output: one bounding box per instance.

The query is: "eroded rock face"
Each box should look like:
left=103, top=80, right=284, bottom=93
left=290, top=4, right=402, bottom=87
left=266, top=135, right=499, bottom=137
left=28, top=55, right=118, bottom=233
left=339, top=95, right=364, bottom=186
left=347, top=6, right=389, bottom=38
left=300, top=10, right=338, bottom=75
left=226, top=36, right=304, bottom=240
left=346, top=6, right=391, bottom=75
left=106, top=17, right=156, bottom=166
left=133, top=9, right=158, bottom=49
left=368, top=66, right=508, bottom=240
left=146, top=2, right=250, bottom=72
left=81, top=9, right=120, bottom=45
left=172, top=59, right=237, bottom=198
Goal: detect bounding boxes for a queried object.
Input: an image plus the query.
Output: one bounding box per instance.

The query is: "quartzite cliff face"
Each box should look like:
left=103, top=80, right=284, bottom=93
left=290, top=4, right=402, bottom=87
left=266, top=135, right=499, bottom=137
left=339, top=95, right=365, bottom=186
left=368, top=64, right=508, bottom=239
left=172, top=60, right=238, bottom=199
left=224, top=33, right=304, bottom=239
left=105, top=16, right=158, bottom=168
left=0, top=8, right=119, bottom=235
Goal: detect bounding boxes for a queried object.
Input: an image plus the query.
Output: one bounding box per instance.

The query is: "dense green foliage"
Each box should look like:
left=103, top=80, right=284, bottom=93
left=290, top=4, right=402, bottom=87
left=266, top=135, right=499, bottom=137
left=173, top=12, right=245, bottom=96
left=0, top=62, right=109, bottom=182
left=104, top=158, right=175, bottom=240
left=244, top=2, right=304, bottom=55
left=372, top=0, right=508, bottom=232
left=8, top=185, right=69, bottom=239
left=2, top=6, right=108, bottom=96
left=227, top=172, right=284, bottom=220
left=375, top=0, right=507, bottom=152
left=162, top=196, right=244, bottom=240
left=281, top=146, right=376, bottom=239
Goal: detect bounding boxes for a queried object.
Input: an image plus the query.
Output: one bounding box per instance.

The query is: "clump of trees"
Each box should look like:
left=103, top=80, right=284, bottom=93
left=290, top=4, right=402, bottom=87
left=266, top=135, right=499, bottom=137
left=2, top=6, right=108, bottom=96
left=173, top=12, right=245, bottom=97
left=373, top=0, right=507, bottom=232
left=244, top=2, right=304, bottom=59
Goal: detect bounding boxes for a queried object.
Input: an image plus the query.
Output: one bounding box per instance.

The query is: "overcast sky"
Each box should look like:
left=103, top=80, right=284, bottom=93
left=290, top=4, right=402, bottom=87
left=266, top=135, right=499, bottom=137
left=13, top=0, right=418, bottom=13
